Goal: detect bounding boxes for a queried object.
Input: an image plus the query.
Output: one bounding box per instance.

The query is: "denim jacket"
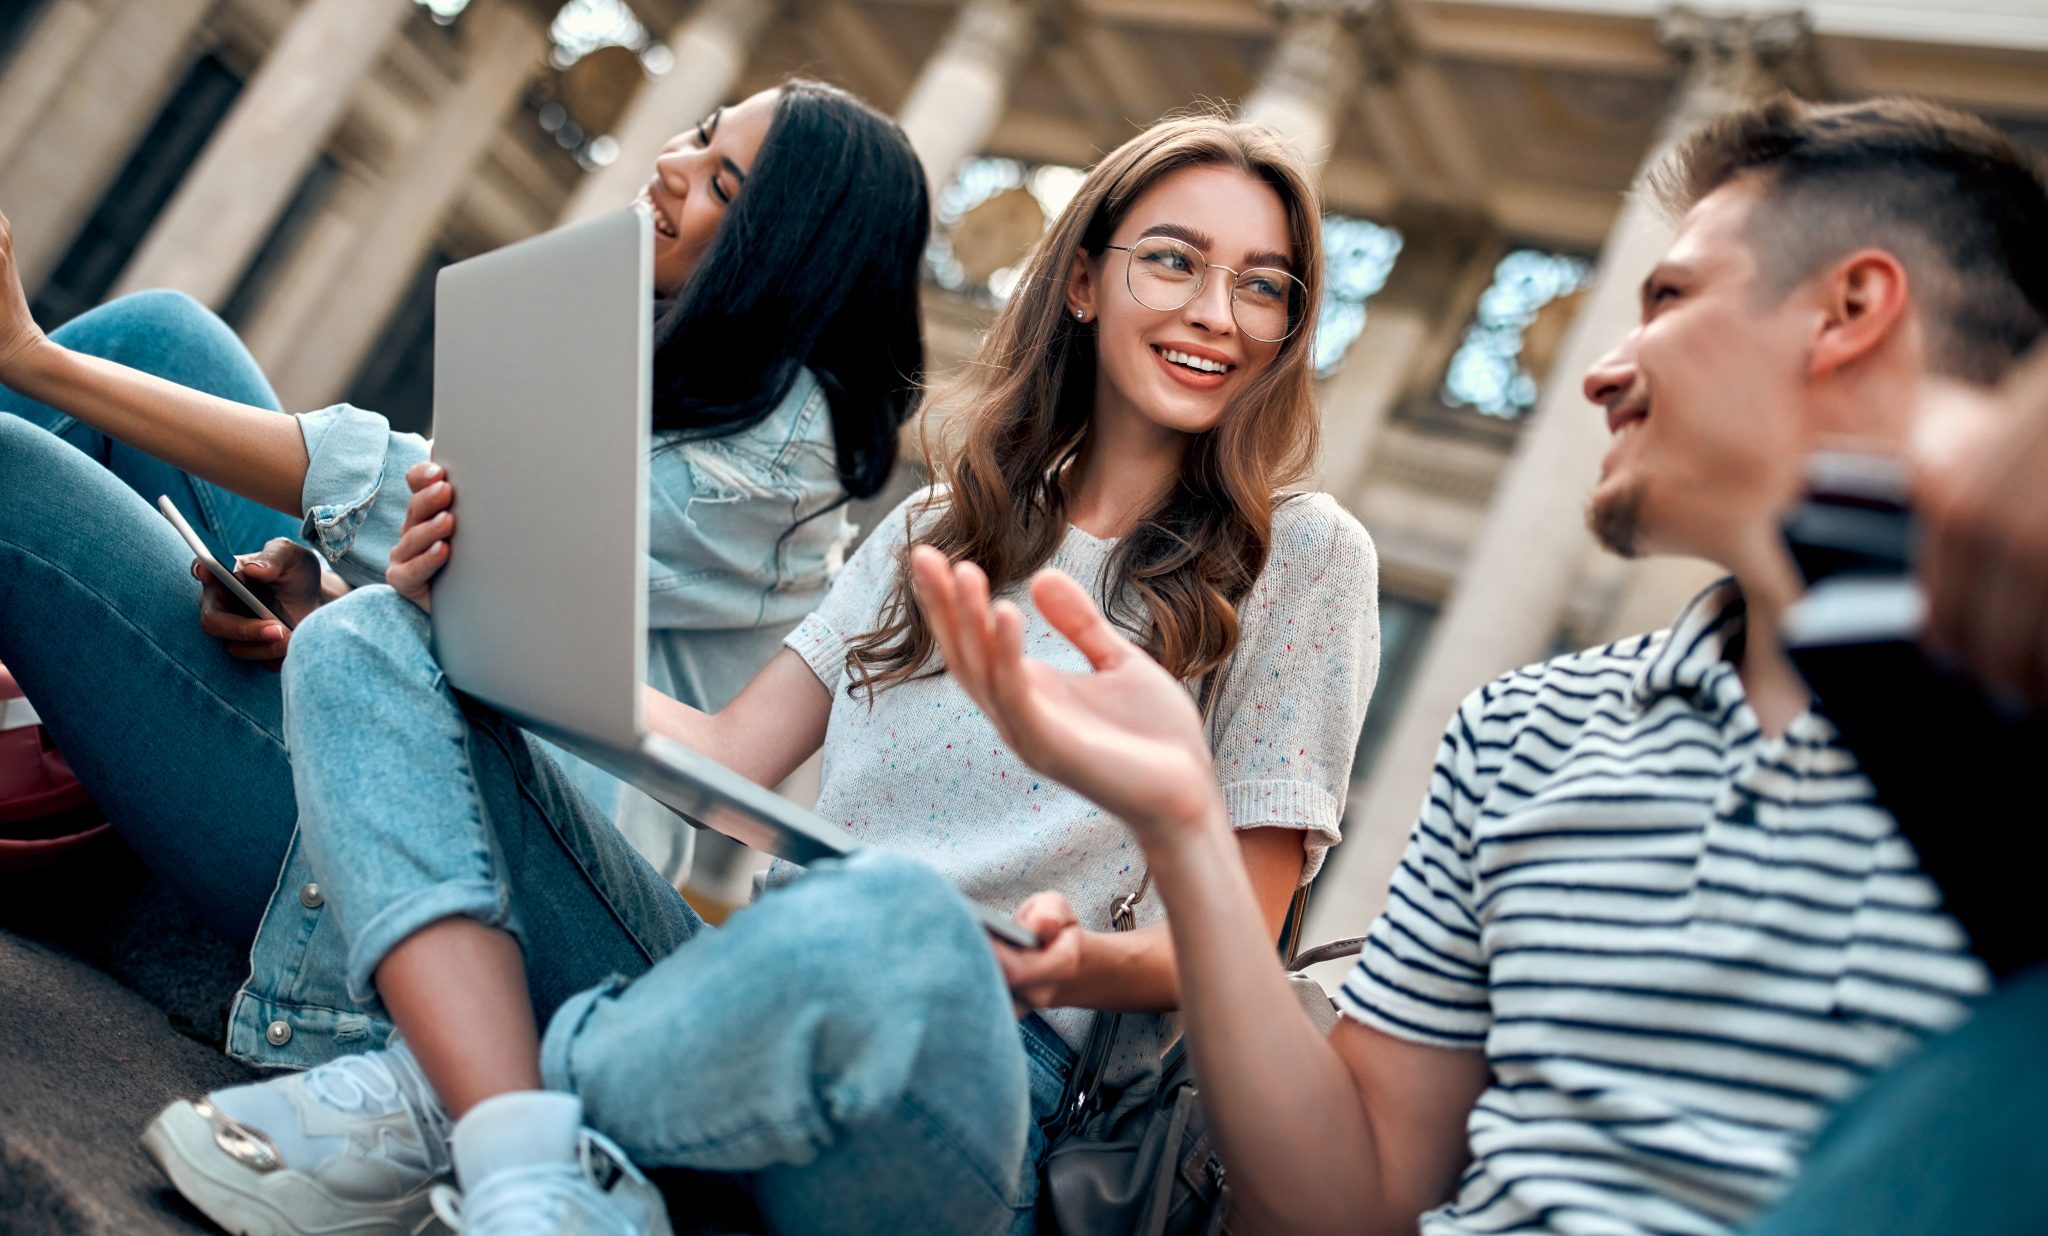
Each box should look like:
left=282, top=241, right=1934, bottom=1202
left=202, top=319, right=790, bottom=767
left=227, top=371, right=852, bottom=1069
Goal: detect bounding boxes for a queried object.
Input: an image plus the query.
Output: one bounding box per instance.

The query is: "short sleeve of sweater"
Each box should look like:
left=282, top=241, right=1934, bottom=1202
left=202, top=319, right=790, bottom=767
left=1208, top=493, right=1380, bottom=883
left=1334, top=686, right=1492, bottom=1050
left=784, top=487, right=936, bottom=695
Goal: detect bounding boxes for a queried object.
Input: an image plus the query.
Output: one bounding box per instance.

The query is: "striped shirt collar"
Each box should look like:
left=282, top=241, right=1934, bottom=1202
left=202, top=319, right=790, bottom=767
left=1629, top=575, right=1746, bottom=711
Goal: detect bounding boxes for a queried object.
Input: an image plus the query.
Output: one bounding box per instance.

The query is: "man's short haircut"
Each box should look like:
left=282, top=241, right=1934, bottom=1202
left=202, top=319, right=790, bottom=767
left=1653, top=94, right=2048, bottom=385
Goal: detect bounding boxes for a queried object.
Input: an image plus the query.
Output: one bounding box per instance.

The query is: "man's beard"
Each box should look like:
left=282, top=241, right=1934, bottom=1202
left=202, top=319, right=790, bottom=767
left=1587, top=482, right=1644, bottom=558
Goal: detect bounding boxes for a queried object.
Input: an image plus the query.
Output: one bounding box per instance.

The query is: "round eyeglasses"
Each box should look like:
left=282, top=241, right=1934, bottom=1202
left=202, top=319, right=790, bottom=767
left=1102, top=235, right=1307, bottom=343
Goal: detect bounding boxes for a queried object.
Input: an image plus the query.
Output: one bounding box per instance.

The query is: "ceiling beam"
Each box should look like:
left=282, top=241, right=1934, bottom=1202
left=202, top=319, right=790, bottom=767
left=802, top=0, right=921, bottom=110
left=983, top=109, right=1112, bottom=167
left=1830, top=38, right=2048, bottom=114
left=1072, top=21, right=1176, bottom=126
left=1077, top=0, right=1275, bottom=37
left=1412, top=2, right=1668, bottom=75
left=1486, top=177, right=1623, bottom=250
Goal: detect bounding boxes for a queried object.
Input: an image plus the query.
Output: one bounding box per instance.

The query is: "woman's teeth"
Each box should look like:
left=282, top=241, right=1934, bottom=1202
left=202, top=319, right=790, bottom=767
left=1160, top=348, right=1229, bottom=374
left=640, top=193, right=678, bottom=238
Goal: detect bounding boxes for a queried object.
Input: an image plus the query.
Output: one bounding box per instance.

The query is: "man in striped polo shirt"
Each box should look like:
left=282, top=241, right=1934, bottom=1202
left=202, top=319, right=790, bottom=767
left=915, top=94, right=2048, bottom=1235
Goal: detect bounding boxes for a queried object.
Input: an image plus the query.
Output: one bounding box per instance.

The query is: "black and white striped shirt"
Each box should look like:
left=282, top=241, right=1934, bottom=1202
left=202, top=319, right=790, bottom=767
left=1337, top=580, right=1988, bottom=1235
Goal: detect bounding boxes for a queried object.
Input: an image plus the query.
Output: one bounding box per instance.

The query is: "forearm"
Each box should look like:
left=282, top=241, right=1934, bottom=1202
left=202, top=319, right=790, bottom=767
left=1142, top=804, right=1391, bottom=1234
left=641, top=649, right=830, bottom=790
left=643, top=685, right=740, bottom=774
left=10, top=338, right=307, bottom=514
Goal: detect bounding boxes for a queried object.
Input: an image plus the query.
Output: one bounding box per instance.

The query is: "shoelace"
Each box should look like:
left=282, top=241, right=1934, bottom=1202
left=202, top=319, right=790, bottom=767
left=301, top=1050, right=455, bottom=1175
left=302, top=1052, right=407, bottom=1114
left=428, top=1130, right=647, bottom=1236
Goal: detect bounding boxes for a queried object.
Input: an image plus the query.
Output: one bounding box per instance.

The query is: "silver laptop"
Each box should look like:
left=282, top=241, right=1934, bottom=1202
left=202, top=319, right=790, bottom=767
left=426, top=208, right=1033, bottom=947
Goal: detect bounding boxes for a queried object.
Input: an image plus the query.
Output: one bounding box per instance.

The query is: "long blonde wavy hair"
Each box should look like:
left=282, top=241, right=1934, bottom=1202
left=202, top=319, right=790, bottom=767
left=847, top=112, right=1326, bottom=698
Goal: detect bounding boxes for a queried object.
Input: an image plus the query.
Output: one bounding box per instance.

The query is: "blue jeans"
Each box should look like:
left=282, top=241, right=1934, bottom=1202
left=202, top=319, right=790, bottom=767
left=1748, top=962, right=2048, bottom=1235
left=0, top=290, right=304, bottom=939
left=281, top=585, right=1061, bottom=1234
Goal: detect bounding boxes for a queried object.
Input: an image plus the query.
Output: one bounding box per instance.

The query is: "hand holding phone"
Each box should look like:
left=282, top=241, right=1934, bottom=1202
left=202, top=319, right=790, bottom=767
left=158, top=495, right=290, bottom=628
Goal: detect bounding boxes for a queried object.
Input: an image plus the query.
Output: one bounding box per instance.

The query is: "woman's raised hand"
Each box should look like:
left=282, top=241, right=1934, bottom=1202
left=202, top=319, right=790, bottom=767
left=908, top=544, right=1217, bottom=843
left=388, top=460, right=455, bottom=612
left=0, top=210, right=50, bottom=384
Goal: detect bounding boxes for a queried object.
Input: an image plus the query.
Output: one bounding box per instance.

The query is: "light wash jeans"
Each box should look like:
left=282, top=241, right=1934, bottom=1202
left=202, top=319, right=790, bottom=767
left=0, top=290, right=303, bottom=939
left=281, top=584, right=1069, bottom=1234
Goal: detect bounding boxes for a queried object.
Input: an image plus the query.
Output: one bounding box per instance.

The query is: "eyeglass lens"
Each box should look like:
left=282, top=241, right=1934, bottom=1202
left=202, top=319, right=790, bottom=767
left=1124, top=236, right=1302, bottom=342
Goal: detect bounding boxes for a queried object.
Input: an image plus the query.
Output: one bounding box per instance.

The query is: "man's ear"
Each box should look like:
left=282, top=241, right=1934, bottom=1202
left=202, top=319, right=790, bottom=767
left=1064, top=248, right=1098, bottom=323
left=1809, top=248, right=1912, bottom=379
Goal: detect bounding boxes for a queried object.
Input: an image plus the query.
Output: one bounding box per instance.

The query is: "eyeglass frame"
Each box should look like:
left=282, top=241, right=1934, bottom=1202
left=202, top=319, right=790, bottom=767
left=1100, top=235, right=1308, bottom=343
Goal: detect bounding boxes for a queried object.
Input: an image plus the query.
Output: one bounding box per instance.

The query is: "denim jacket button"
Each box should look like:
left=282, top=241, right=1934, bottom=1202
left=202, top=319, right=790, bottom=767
left=266, top=1020, right=293, bottom=1047
left=299, top=882, right=324, bottom=909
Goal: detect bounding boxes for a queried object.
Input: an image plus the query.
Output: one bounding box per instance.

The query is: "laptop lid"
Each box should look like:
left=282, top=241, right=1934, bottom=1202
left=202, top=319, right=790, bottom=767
left=427, top=207, right=653, bottom=750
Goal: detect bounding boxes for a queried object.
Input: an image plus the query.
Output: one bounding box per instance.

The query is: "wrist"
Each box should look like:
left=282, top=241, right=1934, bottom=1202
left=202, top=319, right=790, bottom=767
left=0, top=333, right=60, bottom=392
left=1133, top=788, right=1230, bottom=856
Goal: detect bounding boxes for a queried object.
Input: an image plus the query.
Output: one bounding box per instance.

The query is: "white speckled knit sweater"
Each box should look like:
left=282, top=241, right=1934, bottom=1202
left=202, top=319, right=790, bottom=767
left=775, top=486, right=1381, bottom=1072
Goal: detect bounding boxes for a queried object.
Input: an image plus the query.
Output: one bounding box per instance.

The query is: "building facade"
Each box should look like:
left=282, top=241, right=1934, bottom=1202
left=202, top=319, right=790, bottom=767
left=4, top=0, right=2045, bottom=954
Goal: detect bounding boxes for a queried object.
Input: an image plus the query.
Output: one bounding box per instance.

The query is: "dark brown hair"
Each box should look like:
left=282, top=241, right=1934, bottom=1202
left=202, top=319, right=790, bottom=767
left=1653, top=94, right=2048, bottom=384
left=845, top=112, right=1325, bottom=698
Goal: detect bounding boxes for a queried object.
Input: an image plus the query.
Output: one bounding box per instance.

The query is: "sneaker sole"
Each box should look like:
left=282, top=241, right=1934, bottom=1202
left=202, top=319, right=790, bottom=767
left=141, top=1100, right=446, bottom=1236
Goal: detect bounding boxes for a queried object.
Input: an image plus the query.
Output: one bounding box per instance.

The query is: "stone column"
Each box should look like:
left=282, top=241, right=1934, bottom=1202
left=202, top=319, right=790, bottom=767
left=261, top=1, right=549, bottom=404
left=239, top=172, right=378, bottom=391
left=1, top=0, right=216, bottom=293
left=110, top=0, right=415, bottom=307
left=1302, top=11, right=1816, bottom=957
left=558, top=0, right=777, bottom=227
left=896, top=0, right=1043, bottom=194
left=1240, top=0, right=1376, bottom=163
left=0, top=0, right=110, bottom=174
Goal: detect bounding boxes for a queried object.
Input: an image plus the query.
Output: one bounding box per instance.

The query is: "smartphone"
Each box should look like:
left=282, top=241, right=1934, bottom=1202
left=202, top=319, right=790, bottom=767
left=157, top=495, right=292, bottom=630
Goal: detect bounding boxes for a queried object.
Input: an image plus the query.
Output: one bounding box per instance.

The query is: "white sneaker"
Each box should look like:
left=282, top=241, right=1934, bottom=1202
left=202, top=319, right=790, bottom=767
left=142, top=1044, right=452, bottom=1235
left=430, top=1092, right=671, bottom=1236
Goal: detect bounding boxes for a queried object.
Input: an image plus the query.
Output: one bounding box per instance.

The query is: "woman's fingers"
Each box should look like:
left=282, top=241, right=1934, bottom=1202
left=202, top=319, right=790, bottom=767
left=908, top=547, right=966, bottom=671
left=405, top=460, right=445, bottom=495
left=388, top=539, right=447, bottom=589
left=1030, top=568, right=1129, bottom=671
left=983, top=601, right=1042, bottom=742
left=198, top=586, right=285, bottom=644
left=392, top=508, right=455, bottom=566
left=1015, top=890, right=1078, bottom=939
left=948, top=560, right=995, bottom=693
left=196, top=574, right=290, bottom=663
left=403, top=478, right=453, bottom=534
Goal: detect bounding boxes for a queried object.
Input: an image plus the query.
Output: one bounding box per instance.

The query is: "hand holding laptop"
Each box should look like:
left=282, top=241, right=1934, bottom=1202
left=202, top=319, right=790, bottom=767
left=388, top=459, right=456, bottom=613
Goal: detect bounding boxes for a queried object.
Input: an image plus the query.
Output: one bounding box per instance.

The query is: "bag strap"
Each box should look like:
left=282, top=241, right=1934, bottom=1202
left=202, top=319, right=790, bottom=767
left=1288, top=934, right=1367, bottom=971
left=1049, top=879, right=1144, bottom=1137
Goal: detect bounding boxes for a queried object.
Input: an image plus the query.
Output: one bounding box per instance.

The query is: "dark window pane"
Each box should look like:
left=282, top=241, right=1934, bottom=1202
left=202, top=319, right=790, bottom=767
left=30, top=52, right=243, bottom=329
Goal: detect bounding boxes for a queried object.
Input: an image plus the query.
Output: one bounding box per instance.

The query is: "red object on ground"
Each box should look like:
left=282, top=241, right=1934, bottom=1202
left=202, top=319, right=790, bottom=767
left=0, top=661, right=110, bottom=872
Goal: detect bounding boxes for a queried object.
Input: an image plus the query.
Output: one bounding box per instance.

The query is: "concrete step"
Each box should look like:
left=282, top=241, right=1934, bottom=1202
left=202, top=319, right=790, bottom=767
left=0, top=928, right=253, bottom=1234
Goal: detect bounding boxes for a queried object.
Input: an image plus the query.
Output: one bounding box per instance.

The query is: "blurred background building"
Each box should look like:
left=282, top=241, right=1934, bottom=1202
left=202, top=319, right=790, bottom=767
left=3, top=0, right=2045, bottom=961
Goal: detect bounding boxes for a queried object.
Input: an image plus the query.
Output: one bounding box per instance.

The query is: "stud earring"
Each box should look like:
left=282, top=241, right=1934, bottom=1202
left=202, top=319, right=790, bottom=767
left=1073, top=309, right=1086, bottom=322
